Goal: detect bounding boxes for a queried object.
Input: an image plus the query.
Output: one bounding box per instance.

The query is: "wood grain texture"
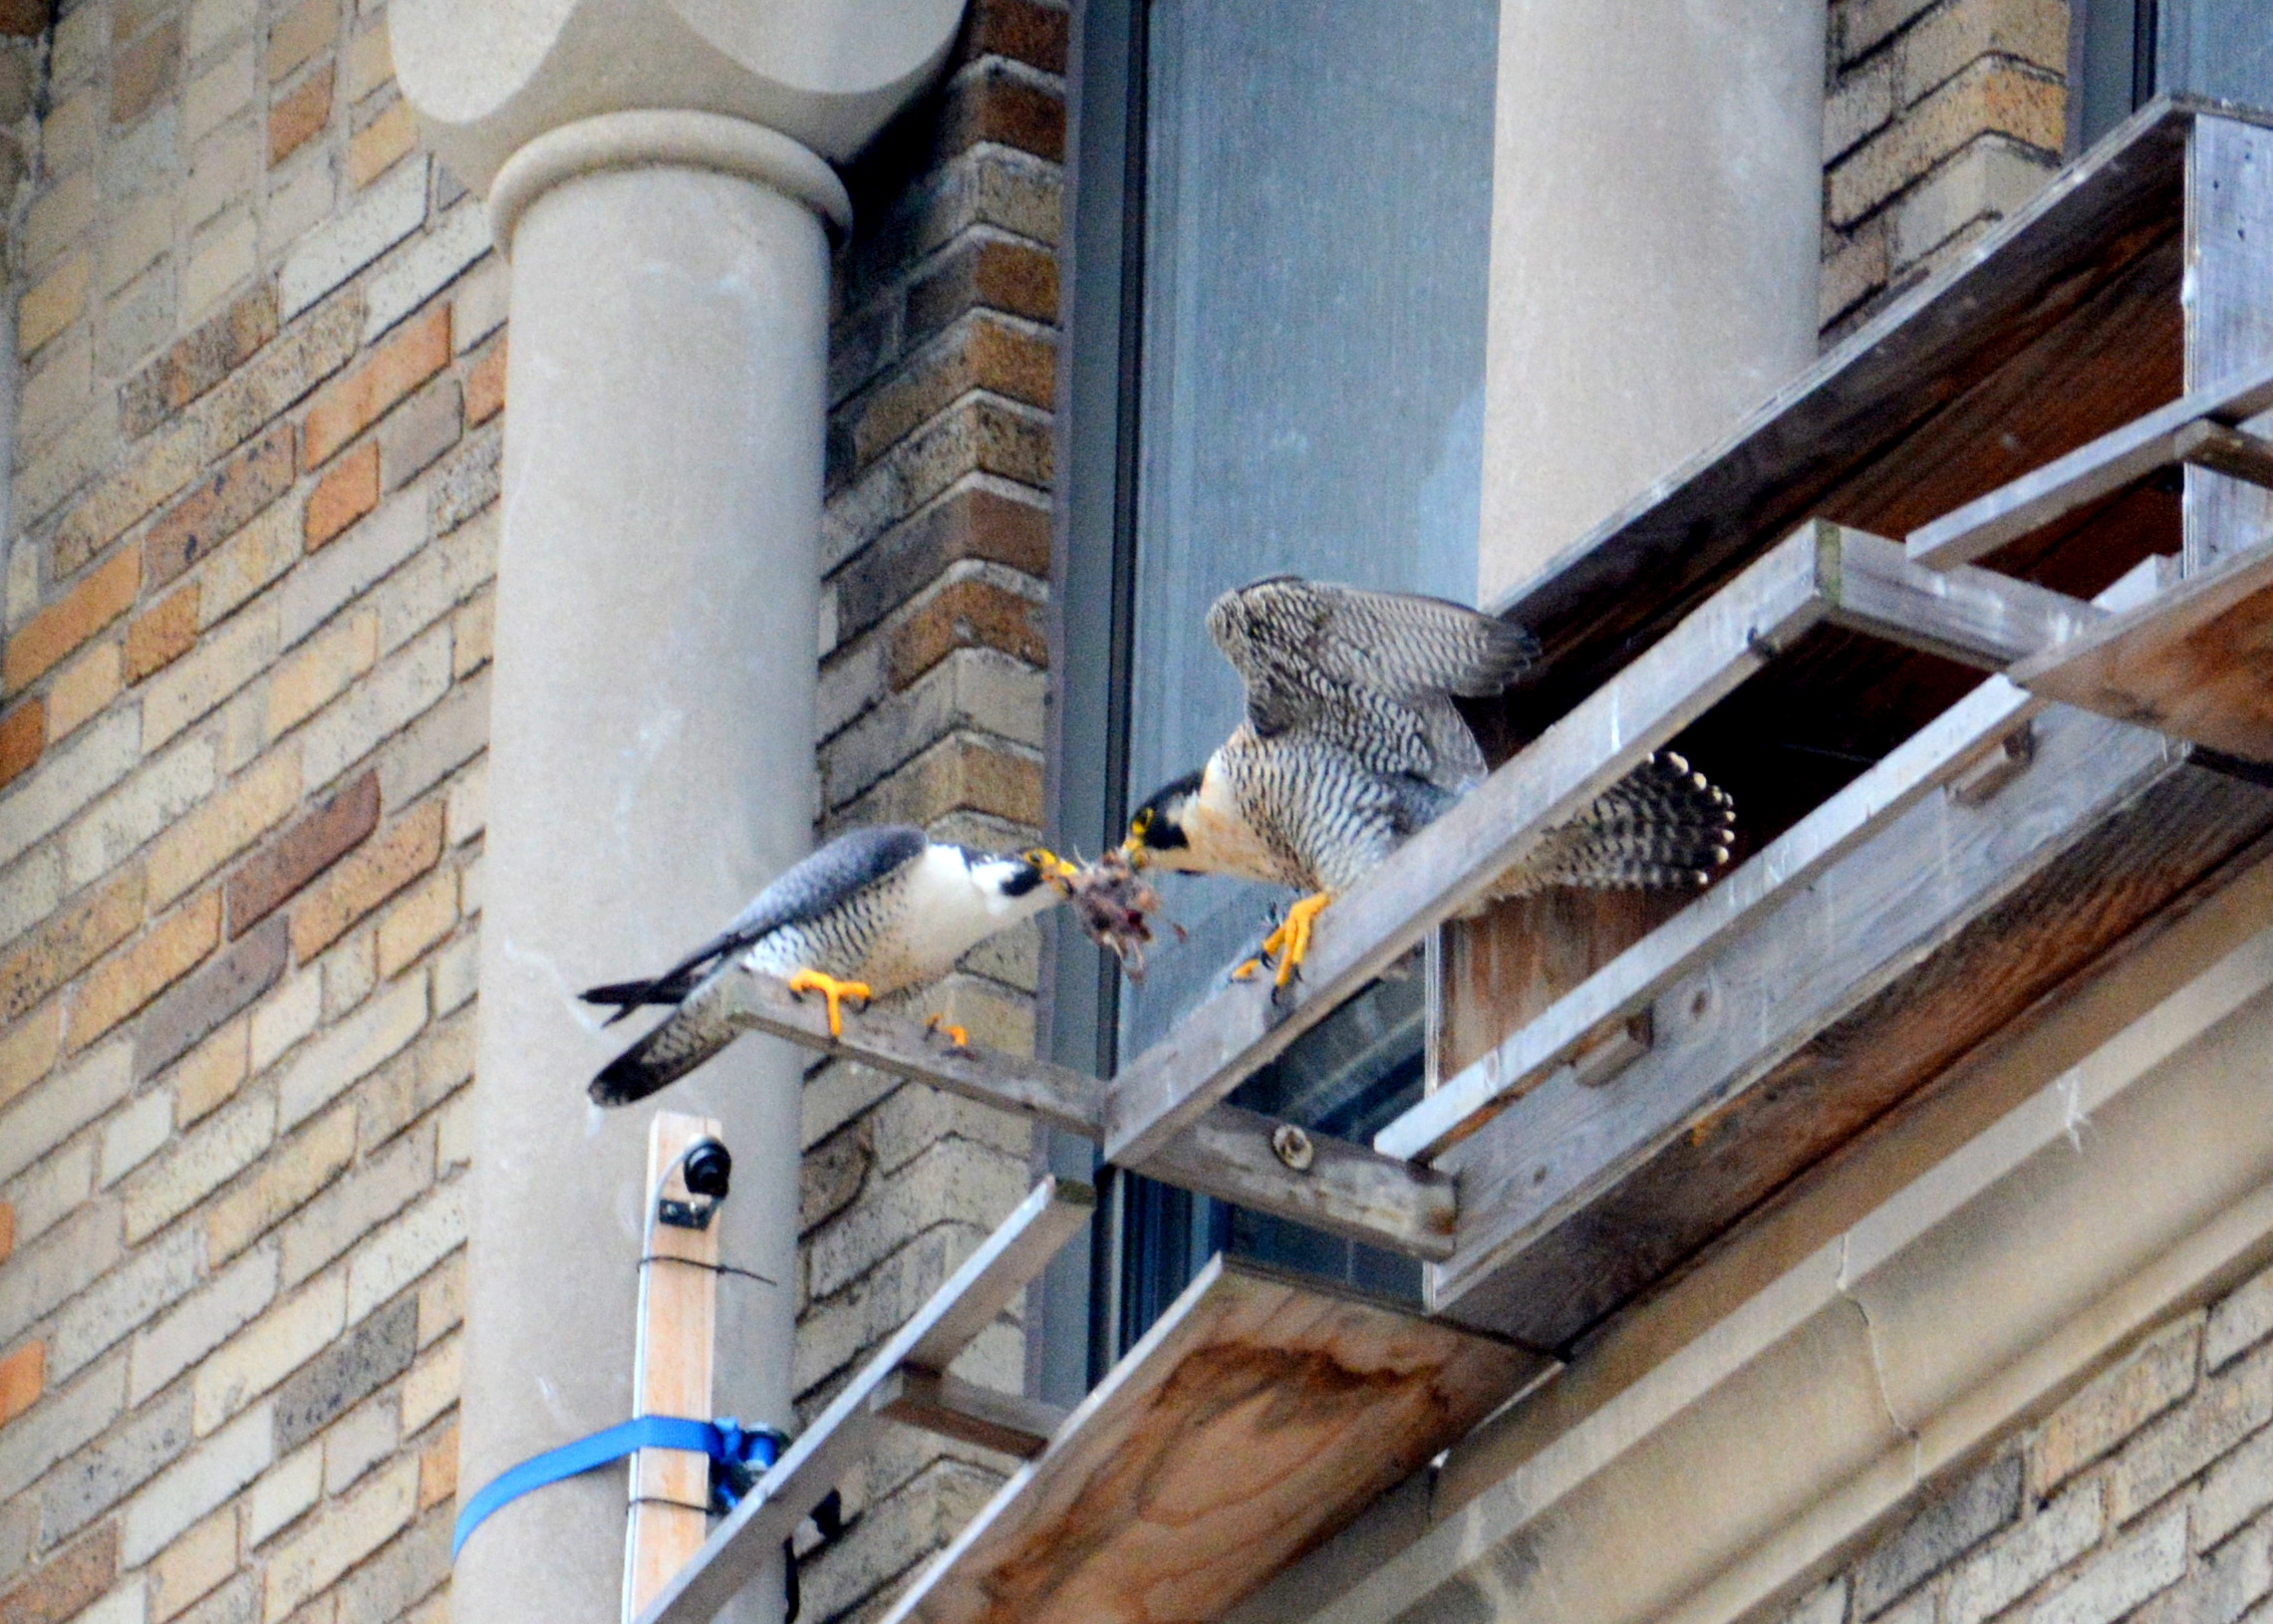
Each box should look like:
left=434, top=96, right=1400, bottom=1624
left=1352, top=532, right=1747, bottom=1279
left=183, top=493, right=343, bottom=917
left=877, top=1257, right=1547, bottom=1624
left=640, top=1179, right=1094, bottom=1624
left=625, top=1113, right=722, bottom=1622
left=2015, top=540, right=2273, bottom=760
left=2185, top=117, right=2273, bottom=571
left=1432, top=706, right=2273, bottom=1343
left=1906, top=357, right=2273, bottom=568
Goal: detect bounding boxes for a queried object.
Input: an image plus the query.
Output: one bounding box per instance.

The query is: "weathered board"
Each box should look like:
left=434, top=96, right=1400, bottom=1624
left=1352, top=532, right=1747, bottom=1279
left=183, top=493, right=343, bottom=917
left=2014, top=540, right=2273, bottom=761
left=2184, top=116, right=2273, bottom=571
left=1430, top=710, right=2273, bottom=1343
left=877, top=1257, right=1547, bottom=1624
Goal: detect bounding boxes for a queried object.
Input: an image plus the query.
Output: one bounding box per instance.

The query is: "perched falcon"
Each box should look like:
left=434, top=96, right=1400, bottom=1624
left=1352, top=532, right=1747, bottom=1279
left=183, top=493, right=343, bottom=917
left=581, top=827, right=1078, bottom=1105
left=1121, top=577, right=1734, bottom=985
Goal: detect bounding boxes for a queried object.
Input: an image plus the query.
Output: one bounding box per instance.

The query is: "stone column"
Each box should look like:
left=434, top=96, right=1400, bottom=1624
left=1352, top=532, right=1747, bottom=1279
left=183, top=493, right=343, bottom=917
left=1477, top=0, right=1828, bottom=606
left=389, top=6, right=964, bottom=1623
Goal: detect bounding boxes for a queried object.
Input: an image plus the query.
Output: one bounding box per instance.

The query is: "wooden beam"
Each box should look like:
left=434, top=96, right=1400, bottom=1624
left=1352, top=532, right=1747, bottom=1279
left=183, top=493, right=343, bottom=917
left=876, top=1370, right=1067, bottom=1461
left=623, top=1112, right=723, bottom=1623
left=875, top=1257, right=1547, bottom=1624
left=2184, top=117, right=2273, bottom=573
left=2014, top=540, right=2273, bottom=762
left=637, top=1178, right=1094, bottom=1624
left=1378, top=553, right=2153, bottom=1163
left=1429, top=697, right=2188, bottom=1323
left=1100, top=524, right=1838, bottom=1169
left=1142, top=1102, right=1458, bottom=1259
left=707, top=970, right=1453, bottom=1258
left=1099, top=522, right=2100, bottom=1170
left=1903, top=355, right=2273, bottom=569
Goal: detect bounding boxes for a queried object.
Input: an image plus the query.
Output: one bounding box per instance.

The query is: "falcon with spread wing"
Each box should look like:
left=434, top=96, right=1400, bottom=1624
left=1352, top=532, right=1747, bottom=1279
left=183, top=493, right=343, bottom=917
left=1119, top=577, right=1734, bottom=985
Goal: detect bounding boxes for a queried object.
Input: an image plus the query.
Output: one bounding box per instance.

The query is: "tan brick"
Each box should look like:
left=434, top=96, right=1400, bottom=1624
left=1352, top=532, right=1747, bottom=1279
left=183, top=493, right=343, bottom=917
left=268, top=610, right=378, bottom=737
left=1828, top=59, right=2066, bottom=227
left=0, top=1339, right=42, bottom=1425
left=303, top=439, right=379, bottom=550
left=24, top=171, right=96, bottom=276
left=150, top=1506, right=237, bottom=1621
left=263, top=1454, right=416, bottom=1621
left=189, top=502, right=299, bottom=630
left=206, top=1103, right=356, bottom=1262
left=123, top=284, right=280, bottom=441
left=887, top=576, right=1048, bottom=688
left=2108, top=1347, right=2273, bottom=1523
left=289, top=799, right=444, bottom=960
left=70, top=892, right=223, bottom=1052
left=148, top=748, right=302, bottom=909
left=415, top=1251, right=461, bottom=1346
left=418, top=1419, right=456, bottom=1511
left=341, top=20, right=392, bottom=102
left=462, top=336, right=505, bottom=427
left=0, top=695, right=42, bottom=787
left=0, top=868, right=145, bottom=1026
left=268, top=60, right=332, bottom=166
left=112, top=15, right=180, bottom=126
left=450, top=591, right=492, bottom=678
left=0, top=1521, right=118, bottom=1624
left=127, top=585, right=203, bottom=682
left=1901, top=0, right=2069, bottom=104
left=2209, top=1264, right=2273, bottom=1372
left=399, top=1333, right=456, bottom=1433
left=0, top=1003, right=63, bottom=1113
left=280, top=1122, right=431, bottom=1286
left=20, top=252, right=92, bottom=357
left=906, top=234, right=1059, bottom=342
left=45, top=642, right=124, bottom=741
left=143, top=423, right=297, bottom=589
left=344, top=1181, right=460, bottom=1321
left=191, top=1272, right=345, bottom=1433
left=347, top=97, right=414, bottom=188
left=171, top=1017, right=250, bottom=1124
left=850, top=317, right=1056, bottom=467
left=376, top=869, right=455, bottom=979
left=265, top=0, right=335, bottom=82
left=0, top=1200, right=13, bottom=1264
left=225, top=770, right=379, bottom=936
left=3, top=547, right=142, bottom=695
left=140, top=597, right=278, bottom=749
left=2035, top=1316, right=2203, bottom=1495
left=301, top=304, right=449, bottom=470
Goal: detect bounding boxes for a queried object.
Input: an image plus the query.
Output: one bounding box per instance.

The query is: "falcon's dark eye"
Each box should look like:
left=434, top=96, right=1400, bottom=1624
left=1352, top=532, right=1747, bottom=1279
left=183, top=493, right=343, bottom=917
left=1131, top=809, right=1152, bottom=837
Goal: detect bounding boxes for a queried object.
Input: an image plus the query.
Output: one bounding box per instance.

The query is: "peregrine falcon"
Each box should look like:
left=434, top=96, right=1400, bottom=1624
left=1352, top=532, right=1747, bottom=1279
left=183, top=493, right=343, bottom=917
left=582, top=826, right=1078, bottom=1105
left=1121, top=577, right=1734, bottom=985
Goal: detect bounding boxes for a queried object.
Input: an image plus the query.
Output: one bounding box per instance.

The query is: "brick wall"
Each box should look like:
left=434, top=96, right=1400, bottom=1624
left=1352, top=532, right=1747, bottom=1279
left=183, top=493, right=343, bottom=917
left=1820, top=0, right=2071, bottom=338
left=1773, top=1262, right=2273, bottom=1624
left=795, top=3, right=1065, bottom=1619
left=0, top=0, right=501, bottom=1614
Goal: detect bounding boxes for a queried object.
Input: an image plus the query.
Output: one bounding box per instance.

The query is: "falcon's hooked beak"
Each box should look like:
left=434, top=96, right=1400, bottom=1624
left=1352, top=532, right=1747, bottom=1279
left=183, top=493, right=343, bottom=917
left=1020, top=848, right=1082, bottom=893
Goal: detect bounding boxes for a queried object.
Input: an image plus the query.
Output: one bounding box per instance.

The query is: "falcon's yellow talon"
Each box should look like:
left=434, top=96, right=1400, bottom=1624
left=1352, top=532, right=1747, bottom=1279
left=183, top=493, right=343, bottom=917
left=786, top=970, right=872, bottom=1038
left=1272, top=893, right=1332, bottom=989
left=924, top=1014, right=971, bottom=1049
left=1230, top=957, right=1267, bottom=982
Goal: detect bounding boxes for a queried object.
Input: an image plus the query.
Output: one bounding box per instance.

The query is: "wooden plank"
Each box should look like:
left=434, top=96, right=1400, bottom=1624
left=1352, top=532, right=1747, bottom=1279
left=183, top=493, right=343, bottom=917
left=875, top=1256, right=1548, bottom=1624
left=1141, top=1102, right=1458, bottom=1259
left=1445, top=757, right=2273, bottom=1346
left=623, top=1113, right=722, bottom=1623
left=2014, top=540, right=2273, bottom=761
left=2185, top=117, right=2273, bottom=572
left=1099, top=524, right=1838, bottom=1169
left=1904, top=357, right=2273, bottom=568
left=1386, top=551, right=2170, bottom=1164
left=709, top=971, right=1451, bottom=1258
left=638, top=1179, right=1094, bottom=1624
left=1822, top=527, right=2107, bottom=664
left=1429, top=698, right=2188, bottom=1322
left=876, top=1371, right=1067, bottom=1461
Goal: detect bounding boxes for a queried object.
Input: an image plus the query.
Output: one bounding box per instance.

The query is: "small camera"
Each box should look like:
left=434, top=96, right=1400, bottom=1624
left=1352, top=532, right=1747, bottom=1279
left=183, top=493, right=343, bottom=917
left=683, top=1139, right=733, bottom=1201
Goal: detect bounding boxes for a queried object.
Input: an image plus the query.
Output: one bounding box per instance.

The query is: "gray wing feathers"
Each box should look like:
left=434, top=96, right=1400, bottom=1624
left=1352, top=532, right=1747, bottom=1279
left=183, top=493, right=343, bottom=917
left=588, top=965, right=746, bottom=1104
left=717, top=825, right=927, bottom=946
left=1209, top=578, right=1537, bottom=789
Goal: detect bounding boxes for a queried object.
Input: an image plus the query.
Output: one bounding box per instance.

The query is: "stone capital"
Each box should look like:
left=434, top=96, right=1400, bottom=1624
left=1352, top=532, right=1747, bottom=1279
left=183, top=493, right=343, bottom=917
left=390, top=0, right=966, bottom=201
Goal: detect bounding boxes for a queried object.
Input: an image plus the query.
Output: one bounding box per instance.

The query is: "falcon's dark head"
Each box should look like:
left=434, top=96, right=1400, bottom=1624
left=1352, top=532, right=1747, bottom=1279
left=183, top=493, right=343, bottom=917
left=1121, top=770, right=1204, bottom=868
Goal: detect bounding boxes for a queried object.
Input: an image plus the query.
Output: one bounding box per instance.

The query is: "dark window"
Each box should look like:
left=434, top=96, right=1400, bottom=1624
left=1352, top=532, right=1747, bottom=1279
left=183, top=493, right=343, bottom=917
left=1043, top=0, right=1499, bottom=1396
left=2073, top=0, right=2273, bottom=151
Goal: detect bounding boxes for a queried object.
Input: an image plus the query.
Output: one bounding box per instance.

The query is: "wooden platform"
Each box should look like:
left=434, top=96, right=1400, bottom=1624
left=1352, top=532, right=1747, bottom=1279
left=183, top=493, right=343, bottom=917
left=2013, top=543, right=2273, bottom=762
left=879, top=1257, right=1545, bottom=1624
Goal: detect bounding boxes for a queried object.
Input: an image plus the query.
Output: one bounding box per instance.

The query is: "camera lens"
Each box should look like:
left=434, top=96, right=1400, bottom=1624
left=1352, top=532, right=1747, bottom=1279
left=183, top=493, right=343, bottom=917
left=683, top=1141, right=732, bottom=1200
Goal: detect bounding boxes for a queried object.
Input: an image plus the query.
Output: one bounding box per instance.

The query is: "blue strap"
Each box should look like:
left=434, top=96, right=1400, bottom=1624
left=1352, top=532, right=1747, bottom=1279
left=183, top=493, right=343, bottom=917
left=452, top=1415, right=784, bottom=1561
